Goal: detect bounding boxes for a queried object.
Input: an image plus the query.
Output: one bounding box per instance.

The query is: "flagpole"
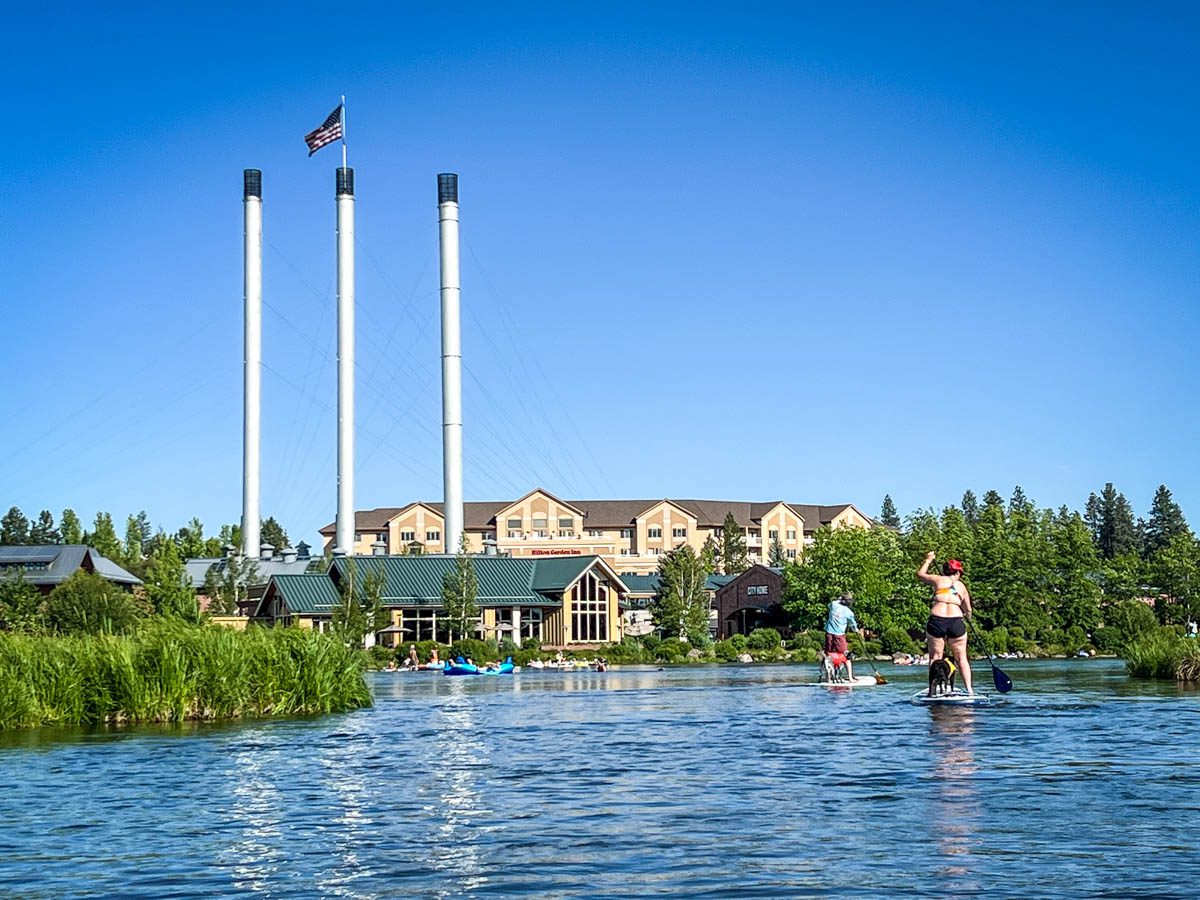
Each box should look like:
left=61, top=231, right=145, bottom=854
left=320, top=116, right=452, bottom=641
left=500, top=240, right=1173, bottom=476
left=341, top=94, right=347, bottom=169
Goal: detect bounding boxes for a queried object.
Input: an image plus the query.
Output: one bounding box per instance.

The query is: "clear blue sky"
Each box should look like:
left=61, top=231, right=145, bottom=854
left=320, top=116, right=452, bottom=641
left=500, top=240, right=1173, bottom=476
left=2, top=2, right=1197, bottom=547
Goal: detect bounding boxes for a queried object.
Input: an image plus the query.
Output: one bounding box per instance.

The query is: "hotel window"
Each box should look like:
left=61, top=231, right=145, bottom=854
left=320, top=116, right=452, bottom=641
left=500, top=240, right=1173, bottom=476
left=786, top=528, right=796, bottom=540
left=507, top=517, right=522, bottom=531
left=533, top=529, right=548, bottom=538
left=648, top=526, right=662, bottom=539
left=508, top=530, right=522, bottom=539
left=400, top=531, right=415, bottom=542
left=586, top=529, right=603, bottom=538
left=621, top=528, right=633, bottom=539
left=650, top=548, right=662, bottom=556
left=533, top=516, right=548, bottom=530
left=558, top=517, right=574, bottom=537
left=787, top=549, right=797, bottom=559
left=426, top=530, right=441, bottom=542
left=521, top=608, right=544, bottom=642
left=620, top=548, right=633, bottom=556
left=672, top=527, right=687, bottom=538
left=571, top=571, right=609, bottom=643
left=769, top=529, right=779, bottom=540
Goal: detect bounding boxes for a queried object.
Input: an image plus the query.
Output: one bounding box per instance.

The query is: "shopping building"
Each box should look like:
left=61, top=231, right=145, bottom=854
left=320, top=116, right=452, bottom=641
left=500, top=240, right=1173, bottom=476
left=320, top=488, right=873, bottom=576
left=253, top=552, right=627, bottom=649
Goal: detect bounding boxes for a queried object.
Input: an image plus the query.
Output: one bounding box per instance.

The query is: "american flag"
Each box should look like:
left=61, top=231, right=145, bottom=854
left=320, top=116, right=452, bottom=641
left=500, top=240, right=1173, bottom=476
left=304, top=105, right=343, bottom=156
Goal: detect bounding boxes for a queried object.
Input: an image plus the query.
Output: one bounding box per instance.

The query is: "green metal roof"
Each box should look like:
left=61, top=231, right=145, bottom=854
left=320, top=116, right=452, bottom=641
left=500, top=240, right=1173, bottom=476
left=264, top=554, right=626, bottom=619
left=268, top=574, right=341, bottom=614
left=529, top=555, right=594, bottom=593
left=617, top=574, right=660, bottom=595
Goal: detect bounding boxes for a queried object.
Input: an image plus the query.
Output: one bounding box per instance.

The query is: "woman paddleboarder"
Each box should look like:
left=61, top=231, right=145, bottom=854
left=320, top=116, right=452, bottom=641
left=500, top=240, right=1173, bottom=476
left=917, top=552, right=973, bottom=695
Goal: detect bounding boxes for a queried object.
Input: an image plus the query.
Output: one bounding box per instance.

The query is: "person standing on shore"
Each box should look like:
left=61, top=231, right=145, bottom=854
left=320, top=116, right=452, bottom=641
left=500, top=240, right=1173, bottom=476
left=916, top=552, right=973, bottom=694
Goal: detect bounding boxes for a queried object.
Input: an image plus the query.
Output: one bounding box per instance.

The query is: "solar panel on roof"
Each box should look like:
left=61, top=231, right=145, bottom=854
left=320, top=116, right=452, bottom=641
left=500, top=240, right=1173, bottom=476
left=0, top=545, right=60, bottom=561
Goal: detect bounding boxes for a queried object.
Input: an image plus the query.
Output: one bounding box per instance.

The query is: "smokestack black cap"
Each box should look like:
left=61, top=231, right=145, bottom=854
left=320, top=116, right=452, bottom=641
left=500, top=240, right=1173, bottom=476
left=243, top=169, right=262, bottom=200
left=337, top=167, right=354, bottom=196
left=438, top=173, right=458, bottom=204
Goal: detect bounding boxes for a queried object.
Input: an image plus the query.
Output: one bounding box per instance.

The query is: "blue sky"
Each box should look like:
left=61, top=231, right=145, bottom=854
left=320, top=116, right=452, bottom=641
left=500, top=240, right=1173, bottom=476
left=1, top=2, right=1197, bottom=546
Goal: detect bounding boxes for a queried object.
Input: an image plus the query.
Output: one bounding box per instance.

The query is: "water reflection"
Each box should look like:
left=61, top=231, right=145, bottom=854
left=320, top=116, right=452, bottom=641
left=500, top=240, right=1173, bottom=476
left=927, top=707, right=981, bottom=890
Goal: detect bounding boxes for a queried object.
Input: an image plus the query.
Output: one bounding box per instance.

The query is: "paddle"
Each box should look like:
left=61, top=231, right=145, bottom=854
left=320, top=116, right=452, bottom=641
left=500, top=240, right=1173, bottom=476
left=854, top=632, right=887, bottom=685
left=968, top=619, right=1013, bottom=693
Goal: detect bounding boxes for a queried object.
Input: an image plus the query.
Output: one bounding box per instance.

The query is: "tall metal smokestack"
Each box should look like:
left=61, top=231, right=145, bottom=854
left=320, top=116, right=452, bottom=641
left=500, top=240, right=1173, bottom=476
left=438, top=173, right=464, bottom=552
left=335, top=167, right=356, bottom=554
left=242, top=169, right=262, bottom=559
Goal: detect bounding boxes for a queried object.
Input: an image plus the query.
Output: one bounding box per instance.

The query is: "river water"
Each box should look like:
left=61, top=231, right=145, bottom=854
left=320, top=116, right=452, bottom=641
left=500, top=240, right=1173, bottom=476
left=1, top=659, right=1198, bottom=898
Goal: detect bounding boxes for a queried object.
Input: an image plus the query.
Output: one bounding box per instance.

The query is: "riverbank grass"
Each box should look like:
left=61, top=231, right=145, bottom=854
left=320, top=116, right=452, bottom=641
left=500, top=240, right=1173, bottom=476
left=1122, top=628, right=1200, bottom=681
left=0, top=623, right=372, bottom=729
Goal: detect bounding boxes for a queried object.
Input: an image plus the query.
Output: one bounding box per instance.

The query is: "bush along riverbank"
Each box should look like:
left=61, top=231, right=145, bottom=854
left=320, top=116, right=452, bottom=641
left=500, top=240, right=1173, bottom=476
left=0, top=623, right=372, bottom=729
left=1122, top=628, right=1200, bottom=681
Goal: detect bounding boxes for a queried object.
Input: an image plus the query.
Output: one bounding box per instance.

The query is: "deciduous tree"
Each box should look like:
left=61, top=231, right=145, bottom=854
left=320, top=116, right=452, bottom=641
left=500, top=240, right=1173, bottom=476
left=650, top=544, right=712, bottom=644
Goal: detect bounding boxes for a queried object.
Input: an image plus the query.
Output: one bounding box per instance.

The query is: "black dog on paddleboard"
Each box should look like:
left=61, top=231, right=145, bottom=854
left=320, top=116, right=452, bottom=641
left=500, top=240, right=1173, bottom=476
left=928, top=658, right=957, bottom=697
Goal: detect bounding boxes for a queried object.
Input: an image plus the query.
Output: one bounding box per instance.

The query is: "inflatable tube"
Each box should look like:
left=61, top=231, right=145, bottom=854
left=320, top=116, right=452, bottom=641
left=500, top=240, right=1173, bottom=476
left=911, top=689, right=992, bottom=706
left=443, top=658, right=515, bottom=676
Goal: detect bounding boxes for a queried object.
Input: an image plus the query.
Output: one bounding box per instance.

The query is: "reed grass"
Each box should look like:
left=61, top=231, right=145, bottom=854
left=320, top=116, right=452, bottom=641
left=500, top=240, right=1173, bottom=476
left=0, top=623, right=371, bottom=729
left=1123, top=628, right=1200, bottom=681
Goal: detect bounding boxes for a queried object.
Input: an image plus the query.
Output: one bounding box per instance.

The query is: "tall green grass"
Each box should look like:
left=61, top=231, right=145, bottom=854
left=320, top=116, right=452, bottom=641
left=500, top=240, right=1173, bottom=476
left=1122, top=628, right=1200, bottom=681
left=0, top=623, right=372, bottom=729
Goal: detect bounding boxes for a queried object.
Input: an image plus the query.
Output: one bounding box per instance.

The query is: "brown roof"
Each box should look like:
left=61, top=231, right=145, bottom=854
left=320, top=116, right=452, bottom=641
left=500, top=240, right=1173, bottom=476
left=321, top=498, right=865, bottom=535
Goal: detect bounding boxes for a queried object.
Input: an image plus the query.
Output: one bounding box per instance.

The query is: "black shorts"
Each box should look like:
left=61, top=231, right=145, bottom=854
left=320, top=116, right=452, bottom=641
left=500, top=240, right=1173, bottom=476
left=926, top=615, right=966, bottom=639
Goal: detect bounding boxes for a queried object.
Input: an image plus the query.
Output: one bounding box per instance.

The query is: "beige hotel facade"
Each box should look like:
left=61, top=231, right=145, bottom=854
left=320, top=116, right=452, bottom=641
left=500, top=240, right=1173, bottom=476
left=320, top=488, right=873, bottom=575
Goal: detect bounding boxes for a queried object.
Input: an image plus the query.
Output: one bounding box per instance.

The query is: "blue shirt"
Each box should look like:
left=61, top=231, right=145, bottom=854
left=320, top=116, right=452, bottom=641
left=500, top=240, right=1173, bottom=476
left=825, top=601, right=858, bottom=636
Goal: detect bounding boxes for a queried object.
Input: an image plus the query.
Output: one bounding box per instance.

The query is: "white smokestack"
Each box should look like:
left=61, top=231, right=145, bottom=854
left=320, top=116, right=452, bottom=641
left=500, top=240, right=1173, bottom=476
left=335, top=167, right=356, bottom=555
left=242, top=169, right=262, bottom=559
left=438, top=173, right=464, bottom=552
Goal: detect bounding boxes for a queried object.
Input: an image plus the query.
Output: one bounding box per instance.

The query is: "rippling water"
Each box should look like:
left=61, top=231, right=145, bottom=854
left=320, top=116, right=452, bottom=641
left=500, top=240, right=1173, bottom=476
left=2, top=659, right=1198, bottom=898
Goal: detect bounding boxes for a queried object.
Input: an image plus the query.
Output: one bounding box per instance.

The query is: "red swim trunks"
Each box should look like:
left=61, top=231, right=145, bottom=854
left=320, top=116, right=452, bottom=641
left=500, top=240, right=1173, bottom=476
left=824, top=632, right=848, bottom=654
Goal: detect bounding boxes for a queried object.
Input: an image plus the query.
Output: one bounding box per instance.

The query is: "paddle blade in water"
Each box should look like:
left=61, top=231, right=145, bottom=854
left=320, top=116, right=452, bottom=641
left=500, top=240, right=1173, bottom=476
left=993, top=665, right=1013, bottom=693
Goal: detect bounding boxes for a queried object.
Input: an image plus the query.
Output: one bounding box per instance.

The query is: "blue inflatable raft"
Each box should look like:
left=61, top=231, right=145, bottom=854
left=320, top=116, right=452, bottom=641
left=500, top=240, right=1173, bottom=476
left=443, top=656, right=515, bottom=676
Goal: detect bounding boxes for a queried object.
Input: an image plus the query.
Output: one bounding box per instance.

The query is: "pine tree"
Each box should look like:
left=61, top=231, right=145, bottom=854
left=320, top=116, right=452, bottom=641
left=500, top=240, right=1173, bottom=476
left=768, top=535, right=786, bottom=567
left=1143, top=484, right=1190, bottom=558
left=143, top=539, right=199, bottom=622
left=261, top=516, right=289, bottom=551
left=176, top=518, right=207, bottom=559
left=879, top=495, right=900, bottom=529
left=28, top=510, right=59, bottom=544
left=1094, top=483, right=1137, bottom=559
left=720, top=512, right=748, bottom=575
left=60, top=509, right=83, bottom=545
left=123, top=514, right=146, bottom=570
left=90, top=512, right=121, bottom=560
left=960, top=490, right=979, bottom=527
left=1, top=507, right=29, bottom=545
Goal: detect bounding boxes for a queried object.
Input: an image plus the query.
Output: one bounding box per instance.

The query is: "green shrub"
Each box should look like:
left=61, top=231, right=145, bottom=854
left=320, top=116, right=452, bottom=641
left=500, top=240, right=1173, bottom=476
left=880, top=627, right=918, bottom=655
left=656, top=639, right=688, bottom=663
left=1091, top=627, right=1121, bottom=654
left=788, top=632, right=821, bottom=652
left=367, top=645, right=394, bottom=668
left=1106, top=600, right=1158, bottom=645
left=714, top=640, right=739, bottom=662
left=747, top=628, right=781, bottom=651
left=789, top=646, right=821, bottom=663
left=44, top=572, right=145, bottom=635
left=988, top=626, right=1009, bottom=654
left=1065, top=626, right=1088, bottom=655
left=449, top=639, right=497, bottom=663
left=601, top=639, right=654, bottom=664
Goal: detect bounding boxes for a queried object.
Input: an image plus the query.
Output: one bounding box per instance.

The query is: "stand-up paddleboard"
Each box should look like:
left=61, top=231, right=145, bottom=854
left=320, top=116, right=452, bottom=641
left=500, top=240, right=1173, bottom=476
left=807, top=675, right=881, bottom=687
left=911, top=689, right=992, bottom=706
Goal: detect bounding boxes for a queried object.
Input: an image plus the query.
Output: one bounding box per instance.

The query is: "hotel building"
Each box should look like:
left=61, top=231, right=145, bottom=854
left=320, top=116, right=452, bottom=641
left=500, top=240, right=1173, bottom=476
left=320, top=488, right=873, bottom=576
